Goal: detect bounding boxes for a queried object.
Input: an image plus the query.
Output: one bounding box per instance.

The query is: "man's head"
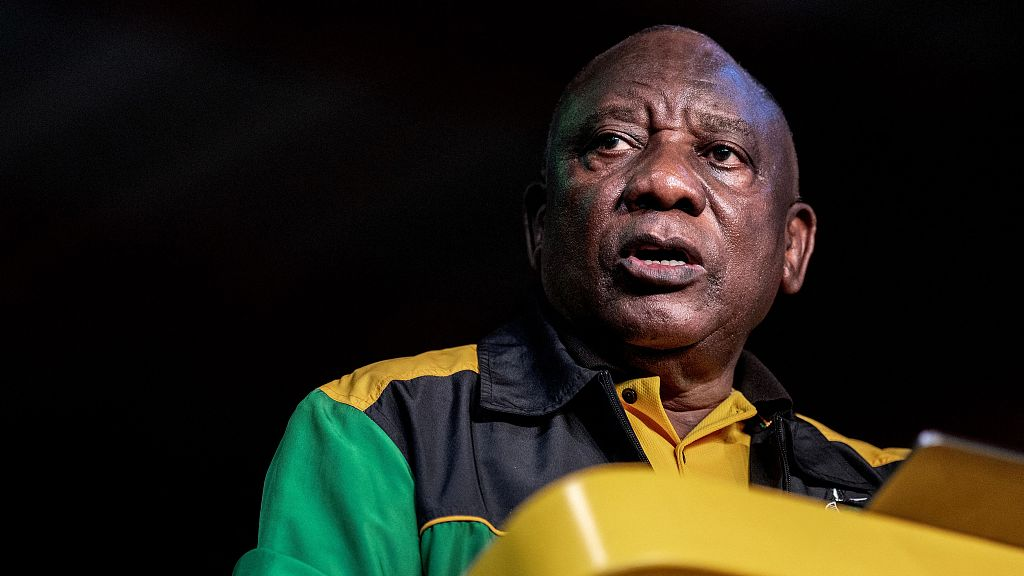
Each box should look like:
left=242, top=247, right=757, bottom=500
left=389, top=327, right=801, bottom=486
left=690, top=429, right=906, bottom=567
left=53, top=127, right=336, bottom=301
left=524, top=25, right=815, bottom=364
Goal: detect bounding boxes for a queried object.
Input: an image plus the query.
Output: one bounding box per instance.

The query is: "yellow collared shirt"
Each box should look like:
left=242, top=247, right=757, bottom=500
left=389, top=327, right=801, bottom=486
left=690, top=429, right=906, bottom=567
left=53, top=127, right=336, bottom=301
left=615, top=377, right=758, bottom=487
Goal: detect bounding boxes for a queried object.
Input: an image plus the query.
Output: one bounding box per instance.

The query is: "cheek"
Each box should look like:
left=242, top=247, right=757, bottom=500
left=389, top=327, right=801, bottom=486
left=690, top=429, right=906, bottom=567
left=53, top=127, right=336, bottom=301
left=540, top=194, right=619, bottom=311
left=550, top=184, right=611, bottom=254
left=719, top=203, right=788, bottom=286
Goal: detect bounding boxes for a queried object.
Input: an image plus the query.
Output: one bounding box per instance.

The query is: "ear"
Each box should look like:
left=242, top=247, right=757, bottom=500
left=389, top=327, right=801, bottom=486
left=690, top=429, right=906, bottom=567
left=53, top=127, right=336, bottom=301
left=780, top=200, right=817, bottom=295
left=523, top=180, right=548, bottom=271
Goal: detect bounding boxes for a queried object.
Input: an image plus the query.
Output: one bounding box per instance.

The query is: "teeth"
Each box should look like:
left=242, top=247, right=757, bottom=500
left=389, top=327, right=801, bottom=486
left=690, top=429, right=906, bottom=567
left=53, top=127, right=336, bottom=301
left=643, top=259, right=686, bottom=266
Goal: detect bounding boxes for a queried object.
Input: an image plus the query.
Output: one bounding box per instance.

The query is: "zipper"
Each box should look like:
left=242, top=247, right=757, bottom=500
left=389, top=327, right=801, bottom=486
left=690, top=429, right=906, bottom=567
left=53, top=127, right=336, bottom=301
left=773, top=414, right=792, bottom=492
left=600, top=371, right=650, bottom=465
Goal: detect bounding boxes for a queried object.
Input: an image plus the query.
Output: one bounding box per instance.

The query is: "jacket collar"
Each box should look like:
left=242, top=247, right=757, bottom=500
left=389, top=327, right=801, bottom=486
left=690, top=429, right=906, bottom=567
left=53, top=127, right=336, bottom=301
left=732, top=349, right=794, bottom=418
left=477, top=297, right=793, bottom=417
left=477, top=299, right=602, bottom=416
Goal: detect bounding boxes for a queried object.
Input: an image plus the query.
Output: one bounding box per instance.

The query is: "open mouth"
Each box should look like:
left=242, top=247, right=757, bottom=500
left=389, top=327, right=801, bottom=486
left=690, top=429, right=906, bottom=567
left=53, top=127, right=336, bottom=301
left=620, top=234, right=702, bottom=266
left=632, top=247, right=691, bottom=267
left=618, top=236, right=704, bottom=288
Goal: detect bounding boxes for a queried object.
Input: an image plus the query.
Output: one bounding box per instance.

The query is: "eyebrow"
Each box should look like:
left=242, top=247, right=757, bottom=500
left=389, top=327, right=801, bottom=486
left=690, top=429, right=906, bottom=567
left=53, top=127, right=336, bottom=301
left=688, top=110, right=755, bottom=140
left=577, top=105, right=648, bottom=129
left=576, top=103, right=754, bottom=137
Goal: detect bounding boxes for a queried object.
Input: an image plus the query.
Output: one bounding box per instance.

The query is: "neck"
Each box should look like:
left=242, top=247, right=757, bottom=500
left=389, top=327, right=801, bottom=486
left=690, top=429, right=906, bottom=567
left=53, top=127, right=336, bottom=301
left=617, top=345, right=740, bottom=438
left=536, top=299, right=744, bottom=437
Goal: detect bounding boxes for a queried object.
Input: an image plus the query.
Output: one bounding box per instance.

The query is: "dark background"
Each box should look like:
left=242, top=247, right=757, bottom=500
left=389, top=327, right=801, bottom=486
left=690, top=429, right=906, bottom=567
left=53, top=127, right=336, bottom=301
left=5, top=1, right=1022, bottom=572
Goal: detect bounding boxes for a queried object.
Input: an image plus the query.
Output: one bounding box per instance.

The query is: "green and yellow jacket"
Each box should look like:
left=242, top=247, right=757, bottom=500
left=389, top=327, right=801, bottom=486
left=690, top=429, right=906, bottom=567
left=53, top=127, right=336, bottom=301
left=234, top=303, right=906, bottom=576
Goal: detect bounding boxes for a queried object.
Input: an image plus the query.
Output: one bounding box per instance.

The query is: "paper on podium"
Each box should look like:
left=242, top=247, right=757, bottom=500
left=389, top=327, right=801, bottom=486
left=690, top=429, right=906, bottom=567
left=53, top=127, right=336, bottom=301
left=866, top=430, right=1024, bottom=549
left=464, top=463, right=1024, bottom=576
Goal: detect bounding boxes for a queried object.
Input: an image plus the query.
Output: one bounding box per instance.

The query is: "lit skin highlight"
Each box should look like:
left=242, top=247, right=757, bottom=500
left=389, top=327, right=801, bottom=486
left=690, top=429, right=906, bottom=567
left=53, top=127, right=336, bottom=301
left=525, top=27, right=816, bottom=436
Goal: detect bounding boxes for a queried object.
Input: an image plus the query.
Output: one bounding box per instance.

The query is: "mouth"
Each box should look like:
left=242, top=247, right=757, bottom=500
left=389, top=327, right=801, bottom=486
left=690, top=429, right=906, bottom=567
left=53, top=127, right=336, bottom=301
left=618, top=236, right=705, bottom=289
left=631, top=247, right=693, bottom=266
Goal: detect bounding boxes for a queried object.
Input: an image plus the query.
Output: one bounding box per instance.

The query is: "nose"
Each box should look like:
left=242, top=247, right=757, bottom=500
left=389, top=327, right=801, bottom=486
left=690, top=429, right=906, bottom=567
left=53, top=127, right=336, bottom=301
left=622, top=138, right=707, bottom=216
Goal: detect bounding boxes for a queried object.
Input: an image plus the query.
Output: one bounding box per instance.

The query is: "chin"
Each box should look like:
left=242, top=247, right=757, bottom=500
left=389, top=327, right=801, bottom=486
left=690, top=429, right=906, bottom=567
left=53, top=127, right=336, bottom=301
left=602, top=309, right=704, bottom=351
left=624, top=334, right=697, bottom=352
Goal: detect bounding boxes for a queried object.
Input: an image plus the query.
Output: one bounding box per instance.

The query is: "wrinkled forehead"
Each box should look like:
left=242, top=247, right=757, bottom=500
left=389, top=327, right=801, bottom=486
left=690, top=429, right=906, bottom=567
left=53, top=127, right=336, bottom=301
left=556, top=29, right=786, bottom=139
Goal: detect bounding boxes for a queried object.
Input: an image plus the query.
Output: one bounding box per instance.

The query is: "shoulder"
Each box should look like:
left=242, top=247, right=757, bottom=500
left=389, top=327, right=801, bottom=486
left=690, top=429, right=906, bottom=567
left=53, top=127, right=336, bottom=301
left=795, top=413, right=911, bottom=467
left=318, top=344, right=479, bottom=411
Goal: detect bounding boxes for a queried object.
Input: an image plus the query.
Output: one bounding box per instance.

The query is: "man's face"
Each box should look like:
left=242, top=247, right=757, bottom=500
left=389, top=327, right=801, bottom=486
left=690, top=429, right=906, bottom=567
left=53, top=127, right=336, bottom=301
left=534, top=29, right=806, bottom=353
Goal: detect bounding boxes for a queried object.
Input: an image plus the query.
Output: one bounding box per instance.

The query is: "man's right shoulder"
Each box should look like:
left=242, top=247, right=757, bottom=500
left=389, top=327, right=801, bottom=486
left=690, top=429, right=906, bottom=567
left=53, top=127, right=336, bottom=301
left=315, top=344, right=479, bottom=411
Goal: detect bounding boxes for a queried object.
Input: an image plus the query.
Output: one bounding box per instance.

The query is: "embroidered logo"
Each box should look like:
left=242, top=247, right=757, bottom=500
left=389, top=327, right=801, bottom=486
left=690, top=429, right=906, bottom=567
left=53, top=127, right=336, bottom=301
left=825, top=488, right=867, bottom=510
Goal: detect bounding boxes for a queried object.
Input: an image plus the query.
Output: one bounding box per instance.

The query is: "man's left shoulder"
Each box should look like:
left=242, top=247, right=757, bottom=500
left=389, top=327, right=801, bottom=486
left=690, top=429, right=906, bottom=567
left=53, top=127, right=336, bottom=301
left=794, top=413, right=911, bottom=467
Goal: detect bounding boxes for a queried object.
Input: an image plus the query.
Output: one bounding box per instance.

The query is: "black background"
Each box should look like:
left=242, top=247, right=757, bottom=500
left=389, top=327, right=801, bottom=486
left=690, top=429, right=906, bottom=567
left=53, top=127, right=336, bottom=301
left=5, top=1, right=1022, bottom=572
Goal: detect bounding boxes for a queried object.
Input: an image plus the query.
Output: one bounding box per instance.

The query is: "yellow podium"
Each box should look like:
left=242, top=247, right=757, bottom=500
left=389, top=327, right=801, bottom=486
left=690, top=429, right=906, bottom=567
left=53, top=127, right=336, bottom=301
left=465, top=464, right=1024, bottom=576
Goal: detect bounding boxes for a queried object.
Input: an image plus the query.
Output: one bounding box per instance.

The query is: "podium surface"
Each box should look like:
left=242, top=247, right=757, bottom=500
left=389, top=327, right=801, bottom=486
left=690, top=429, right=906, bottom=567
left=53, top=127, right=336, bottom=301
left=465, top=464, right=1024, bottom=576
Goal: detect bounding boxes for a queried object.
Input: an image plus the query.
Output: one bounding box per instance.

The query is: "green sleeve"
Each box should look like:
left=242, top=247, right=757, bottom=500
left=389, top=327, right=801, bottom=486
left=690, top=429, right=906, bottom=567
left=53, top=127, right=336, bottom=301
left=234, top=390, right=420, bottom=576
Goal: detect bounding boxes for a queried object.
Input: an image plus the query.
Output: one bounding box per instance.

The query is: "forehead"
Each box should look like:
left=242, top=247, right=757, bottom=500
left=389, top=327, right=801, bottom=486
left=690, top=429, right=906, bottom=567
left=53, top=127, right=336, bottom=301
left=559, top=30, right=781, bottom=134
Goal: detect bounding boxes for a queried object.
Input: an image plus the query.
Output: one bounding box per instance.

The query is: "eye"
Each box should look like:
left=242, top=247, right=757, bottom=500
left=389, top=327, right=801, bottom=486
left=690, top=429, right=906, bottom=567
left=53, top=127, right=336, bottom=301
left=586, top=132, right=634, bottom=153
left=701, top=143, right=749, bottom=169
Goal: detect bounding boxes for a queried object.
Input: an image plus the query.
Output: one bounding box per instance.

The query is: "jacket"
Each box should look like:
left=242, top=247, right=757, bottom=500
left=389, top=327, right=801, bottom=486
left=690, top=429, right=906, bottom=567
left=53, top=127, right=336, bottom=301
left=233, top=302, right=907, bottom=576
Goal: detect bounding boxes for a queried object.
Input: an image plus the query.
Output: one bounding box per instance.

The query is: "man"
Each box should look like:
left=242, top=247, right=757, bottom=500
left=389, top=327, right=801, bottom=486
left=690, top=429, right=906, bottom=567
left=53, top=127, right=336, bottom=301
left=234, top=24, right=908, bottom=576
